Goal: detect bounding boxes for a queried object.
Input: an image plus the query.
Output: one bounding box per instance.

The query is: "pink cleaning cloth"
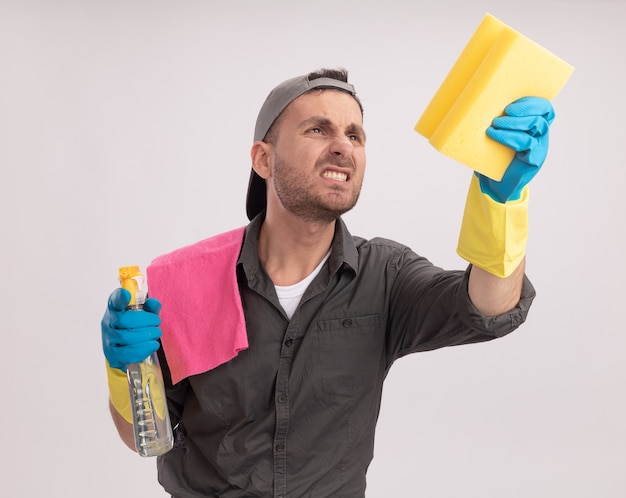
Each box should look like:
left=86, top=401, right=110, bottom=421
left=146, top=226, right=247, bottom=384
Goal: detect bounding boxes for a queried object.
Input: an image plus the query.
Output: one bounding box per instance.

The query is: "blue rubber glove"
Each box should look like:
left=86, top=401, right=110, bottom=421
left=477, top=96, right=555, bottom=203
left=101, top=288, right=162, bottom=371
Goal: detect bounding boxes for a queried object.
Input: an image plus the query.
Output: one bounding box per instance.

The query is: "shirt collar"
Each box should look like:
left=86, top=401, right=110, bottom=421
left=329, top=218, right=359, bottom=276
left=237, top=213, right=359, bottom=282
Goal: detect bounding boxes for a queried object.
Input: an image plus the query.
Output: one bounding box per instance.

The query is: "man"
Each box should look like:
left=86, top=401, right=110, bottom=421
left=102, top=68, right=553, bottom=497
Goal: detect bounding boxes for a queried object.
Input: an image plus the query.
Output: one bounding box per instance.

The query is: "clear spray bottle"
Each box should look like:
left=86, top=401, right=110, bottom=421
left=119, top=265, right=174, bottom=457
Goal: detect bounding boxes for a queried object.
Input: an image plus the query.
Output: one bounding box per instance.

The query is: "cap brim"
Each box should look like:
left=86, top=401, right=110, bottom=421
left=246, top=169, right=266, bottom=221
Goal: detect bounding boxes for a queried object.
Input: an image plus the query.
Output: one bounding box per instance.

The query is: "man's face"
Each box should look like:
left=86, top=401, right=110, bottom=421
left=266, top=90, right=366, bottom=223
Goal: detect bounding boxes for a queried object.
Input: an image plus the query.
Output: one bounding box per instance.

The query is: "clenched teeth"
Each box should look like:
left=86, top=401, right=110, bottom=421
left=322, top=171, right=348, bottom=182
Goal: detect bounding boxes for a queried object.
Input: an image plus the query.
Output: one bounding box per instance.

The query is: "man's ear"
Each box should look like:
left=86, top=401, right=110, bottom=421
left=250, top=141, right=273, bottom=180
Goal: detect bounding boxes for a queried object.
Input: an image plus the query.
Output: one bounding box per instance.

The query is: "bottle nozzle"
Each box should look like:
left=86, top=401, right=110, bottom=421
left=119, top=265, right=146, bottom=306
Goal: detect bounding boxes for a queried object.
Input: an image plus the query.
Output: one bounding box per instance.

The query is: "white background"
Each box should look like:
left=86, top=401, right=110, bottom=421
left=2, top=0, right=625, bottom=496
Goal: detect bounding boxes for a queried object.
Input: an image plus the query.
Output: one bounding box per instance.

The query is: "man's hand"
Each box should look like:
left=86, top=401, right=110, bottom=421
left=101, top=288, right=162, bottom=371
left=477, top=96, right=555, bottom=203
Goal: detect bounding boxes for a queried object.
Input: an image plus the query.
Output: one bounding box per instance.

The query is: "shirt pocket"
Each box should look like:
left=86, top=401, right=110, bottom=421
left=315, top=314, right=383, bottom=397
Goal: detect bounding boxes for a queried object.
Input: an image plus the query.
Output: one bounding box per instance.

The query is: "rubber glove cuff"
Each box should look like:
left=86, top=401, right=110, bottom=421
left=457, top=174, right=529, bottom=277
left=106, top=360, right=133, bottom=423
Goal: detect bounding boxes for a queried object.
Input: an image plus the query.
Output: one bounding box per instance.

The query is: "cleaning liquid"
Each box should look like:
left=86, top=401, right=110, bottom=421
left=119, top=266, right=173, bottom=457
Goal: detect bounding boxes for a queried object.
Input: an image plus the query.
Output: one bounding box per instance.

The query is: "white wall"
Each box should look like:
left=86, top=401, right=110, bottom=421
left=2, top=0, right=624, bottom=496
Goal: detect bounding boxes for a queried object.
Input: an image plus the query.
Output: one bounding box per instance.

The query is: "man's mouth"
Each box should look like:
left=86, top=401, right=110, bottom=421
left=322, top=170, right=349, bottom=182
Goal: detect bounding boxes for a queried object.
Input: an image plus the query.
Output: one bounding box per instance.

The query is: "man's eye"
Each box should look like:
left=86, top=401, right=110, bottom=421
left=309, top=128, right=322, bottom=134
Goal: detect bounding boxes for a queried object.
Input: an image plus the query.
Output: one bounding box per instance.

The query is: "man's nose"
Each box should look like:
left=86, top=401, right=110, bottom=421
left=330, top=135, right=354, bottom=157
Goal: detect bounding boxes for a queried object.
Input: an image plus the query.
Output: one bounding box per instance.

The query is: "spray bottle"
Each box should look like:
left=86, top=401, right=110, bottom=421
left=119, top=265, right=173, bottom=457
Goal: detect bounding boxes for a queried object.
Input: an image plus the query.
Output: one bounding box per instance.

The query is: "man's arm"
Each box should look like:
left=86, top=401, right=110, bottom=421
left=109, top=400, right=137, bottom=452
left=457, top=97, right=555, bottom=311
left=101, top=288, right=162, bottom=452
left=468, top=258, right=525, bottom=316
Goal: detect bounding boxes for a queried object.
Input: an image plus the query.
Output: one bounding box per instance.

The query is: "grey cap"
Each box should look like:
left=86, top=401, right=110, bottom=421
left=246, top=74, right=359, bottom=221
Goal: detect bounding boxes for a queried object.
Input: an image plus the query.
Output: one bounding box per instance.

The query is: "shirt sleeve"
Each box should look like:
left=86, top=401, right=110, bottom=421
left=386, top=248, right=535, bottom=364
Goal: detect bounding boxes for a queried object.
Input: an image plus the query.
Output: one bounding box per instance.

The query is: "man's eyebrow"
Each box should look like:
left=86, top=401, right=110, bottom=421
left=298, top=116, right=333, bottom=129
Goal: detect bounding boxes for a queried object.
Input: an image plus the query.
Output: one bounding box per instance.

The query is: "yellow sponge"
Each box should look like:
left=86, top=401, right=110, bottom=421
left=415, top=13, right=574, bottom=180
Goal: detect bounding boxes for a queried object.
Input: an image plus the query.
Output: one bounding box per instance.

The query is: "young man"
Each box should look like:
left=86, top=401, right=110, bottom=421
left=102, top=68, right=553, bottom=497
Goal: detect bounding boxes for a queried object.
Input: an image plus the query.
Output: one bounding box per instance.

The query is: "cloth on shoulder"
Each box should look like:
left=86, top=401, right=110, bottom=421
left=146, top=227, right=248, bottom=385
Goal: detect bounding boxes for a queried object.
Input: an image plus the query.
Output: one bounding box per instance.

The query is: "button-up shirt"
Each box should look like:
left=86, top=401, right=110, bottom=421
left=157, top=215, right=535, bottom=497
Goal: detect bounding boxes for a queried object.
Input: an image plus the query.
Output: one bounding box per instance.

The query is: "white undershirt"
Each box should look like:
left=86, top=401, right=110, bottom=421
left=274, top=251, right=331, bottom=319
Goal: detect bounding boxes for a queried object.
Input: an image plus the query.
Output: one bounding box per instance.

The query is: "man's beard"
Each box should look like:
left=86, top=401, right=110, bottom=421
left=271, top=152, right=362, bottom=224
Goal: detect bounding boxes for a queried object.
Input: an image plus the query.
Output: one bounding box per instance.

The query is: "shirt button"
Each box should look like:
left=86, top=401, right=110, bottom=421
left=275, top=443, right=285, bottom=452
left=342, top=319, right=353, bottom=328
left=277, top=393, right=287, bottom=403
left=284, top=339, right=294, bottom=347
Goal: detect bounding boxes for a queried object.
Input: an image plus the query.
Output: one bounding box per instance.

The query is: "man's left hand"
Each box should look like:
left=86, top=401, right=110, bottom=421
left=477, top=96, right=556, bottom=203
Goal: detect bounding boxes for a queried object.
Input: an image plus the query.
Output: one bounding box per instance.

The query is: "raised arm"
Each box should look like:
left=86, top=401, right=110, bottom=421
left=460, top=97, right=555, bottom=315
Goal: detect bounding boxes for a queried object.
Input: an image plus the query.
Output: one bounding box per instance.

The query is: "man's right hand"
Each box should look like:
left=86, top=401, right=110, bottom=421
left=101, top=288, right=162, bottom=371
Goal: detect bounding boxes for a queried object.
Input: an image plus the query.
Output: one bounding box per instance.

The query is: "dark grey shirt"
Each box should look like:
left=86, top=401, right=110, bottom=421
left=157, top=215, right=535, bottom=497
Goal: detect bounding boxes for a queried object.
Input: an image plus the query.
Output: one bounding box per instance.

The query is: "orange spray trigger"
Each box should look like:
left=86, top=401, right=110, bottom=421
left=119, top=265, right=144, bottom=306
